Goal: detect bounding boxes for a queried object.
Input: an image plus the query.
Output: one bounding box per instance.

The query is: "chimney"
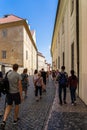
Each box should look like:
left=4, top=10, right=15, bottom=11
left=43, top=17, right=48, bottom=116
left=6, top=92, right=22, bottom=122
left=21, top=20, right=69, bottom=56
left=3, top=14, right=10, bottom=18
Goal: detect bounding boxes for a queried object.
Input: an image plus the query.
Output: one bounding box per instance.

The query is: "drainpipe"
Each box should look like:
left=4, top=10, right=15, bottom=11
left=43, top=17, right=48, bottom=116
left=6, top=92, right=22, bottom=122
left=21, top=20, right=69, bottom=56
left=76, top=0, right=79, bottom=95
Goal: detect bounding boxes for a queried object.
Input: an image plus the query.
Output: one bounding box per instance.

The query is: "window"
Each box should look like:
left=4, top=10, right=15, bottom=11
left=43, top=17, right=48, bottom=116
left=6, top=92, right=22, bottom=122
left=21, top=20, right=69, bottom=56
left=62, top=18, right=64, bottom=34
left=58, top=33, right=60, bottom=43
left=26, top=50, right=28, bottom=60
left=58, top=56, right=60, bottom=69
left=71, top=0, right=74, bottom=16
left=63, top=52, right=65, bottom=66
left=2, top=50, right=6, bottom=59
left=2, top=29, right=7, bottom=37
left=56, top=59, right=57, bottom=68
left=71, top=42, right=74, bottom=69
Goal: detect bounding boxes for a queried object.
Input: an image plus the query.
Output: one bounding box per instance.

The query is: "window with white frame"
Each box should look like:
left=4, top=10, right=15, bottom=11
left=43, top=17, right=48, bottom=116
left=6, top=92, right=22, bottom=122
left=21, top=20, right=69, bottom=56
left=71, top=42, right=74, bottom=69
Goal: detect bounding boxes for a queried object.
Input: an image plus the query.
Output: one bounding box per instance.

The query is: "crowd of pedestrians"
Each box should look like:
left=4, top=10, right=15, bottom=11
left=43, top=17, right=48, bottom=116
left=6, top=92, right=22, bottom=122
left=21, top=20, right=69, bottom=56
left=0, top=63, right=78, bottom=129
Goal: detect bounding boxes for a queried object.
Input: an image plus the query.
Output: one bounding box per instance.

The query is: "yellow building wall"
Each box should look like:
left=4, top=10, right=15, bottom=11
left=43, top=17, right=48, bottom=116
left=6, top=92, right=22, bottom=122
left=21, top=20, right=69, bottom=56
left=51, top=0, right=87, bottom=104
left=79, top=0, right=87, bottom=104
left=51, top=0, right=76, bottom=72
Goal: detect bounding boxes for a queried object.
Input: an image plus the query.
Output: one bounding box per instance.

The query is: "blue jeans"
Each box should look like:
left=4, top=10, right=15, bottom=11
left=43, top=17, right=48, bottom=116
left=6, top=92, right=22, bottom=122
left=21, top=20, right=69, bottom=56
left=70, top=87, right=76, bottom=103
left=58, top=85, right=66, bottom=104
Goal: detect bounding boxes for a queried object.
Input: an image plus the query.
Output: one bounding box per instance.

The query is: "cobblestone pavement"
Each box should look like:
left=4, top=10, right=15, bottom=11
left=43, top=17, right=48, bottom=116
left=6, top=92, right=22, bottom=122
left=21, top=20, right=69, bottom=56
left=0, top=76, right=56, bottom=130
left=0, top=77, right=87, bottom=130
left=44, top=83, right=87, bottom=130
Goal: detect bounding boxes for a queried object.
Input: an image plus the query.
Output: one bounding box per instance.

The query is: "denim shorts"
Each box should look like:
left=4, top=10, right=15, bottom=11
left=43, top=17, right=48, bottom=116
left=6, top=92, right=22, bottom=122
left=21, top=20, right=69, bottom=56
left=6, top=92, right=21, bottom=105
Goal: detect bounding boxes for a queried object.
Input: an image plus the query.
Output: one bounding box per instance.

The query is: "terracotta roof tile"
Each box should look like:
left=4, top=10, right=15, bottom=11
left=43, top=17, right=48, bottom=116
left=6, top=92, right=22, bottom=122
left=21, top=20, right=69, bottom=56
left=0, top=14, right=23, bottom=24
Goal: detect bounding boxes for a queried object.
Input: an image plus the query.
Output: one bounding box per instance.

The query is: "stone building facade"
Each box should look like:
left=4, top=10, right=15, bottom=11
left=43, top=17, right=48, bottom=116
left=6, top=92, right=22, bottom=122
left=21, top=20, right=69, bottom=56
left=37, top=52, right=50, bottom=72
left=0, top=14, right=37, bottom=74
left=51, top=0, right=87, bottom=104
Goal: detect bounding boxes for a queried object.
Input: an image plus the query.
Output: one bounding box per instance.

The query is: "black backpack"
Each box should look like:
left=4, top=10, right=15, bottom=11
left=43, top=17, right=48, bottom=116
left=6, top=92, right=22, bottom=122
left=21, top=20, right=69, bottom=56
left=59, top=72, right=67, bottom=86
left=0, top=72, right=9, bottom=94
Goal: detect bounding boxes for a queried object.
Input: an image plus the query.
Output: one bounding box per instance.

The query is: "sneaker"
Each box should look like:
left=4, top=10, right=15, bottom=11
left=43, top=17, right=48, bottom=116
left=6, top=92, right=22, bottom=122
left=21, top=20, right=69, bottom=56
left=59, top=102, right=62, bottom=106
left=13, top=118, right=20, bottom=125
left=64, top=101, right=67, bottom=104
left=36, top=99, right=39, bottom=102
left=74, top=101, right=77, bottom=106
left=36, top=97, right=39, bottom=102
left=1, top=121, right=6, bottom=129
left=43, top=89, right=46, bottom=92
left=40, top=96, right=42, bottom=99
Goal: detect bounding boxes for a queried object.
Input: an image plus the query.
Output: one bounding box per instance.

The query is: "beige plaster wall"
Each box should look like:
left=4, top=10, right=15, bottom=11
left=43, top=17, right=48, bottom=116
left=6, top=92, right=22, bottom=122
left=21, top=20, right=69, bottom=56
left=79, top=0, right=87, bottom=104
left=0, top=26, right=23, bottom=66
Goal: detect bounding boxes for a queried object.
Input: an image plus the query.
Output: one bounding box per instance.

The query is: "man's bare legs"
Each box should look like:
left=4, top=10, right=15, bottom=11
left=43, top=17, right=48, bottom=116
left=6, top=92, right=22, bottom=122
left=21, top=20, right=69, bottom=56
left=14, top=105, right=19, bottom=121
left=3, top=105, right=12, bottom=121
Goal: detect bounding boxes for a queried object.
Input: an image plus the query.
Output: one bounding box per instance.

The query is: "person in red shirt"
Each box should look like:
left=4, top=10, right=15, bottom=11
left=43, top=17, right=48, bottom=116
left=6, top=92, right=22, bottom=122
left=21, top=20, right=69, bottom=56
left=68, top=70, right=78, bottom=105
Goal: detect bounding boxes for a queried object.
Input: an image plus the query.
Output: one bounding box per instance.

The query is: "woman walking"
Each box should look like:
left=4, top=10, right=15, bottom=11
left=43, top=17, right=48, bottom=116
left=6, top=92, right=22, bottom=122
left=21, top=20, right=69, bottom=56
left=21, top=68, right=29, bottom=99
left=34, top=72, right=43, bottom=101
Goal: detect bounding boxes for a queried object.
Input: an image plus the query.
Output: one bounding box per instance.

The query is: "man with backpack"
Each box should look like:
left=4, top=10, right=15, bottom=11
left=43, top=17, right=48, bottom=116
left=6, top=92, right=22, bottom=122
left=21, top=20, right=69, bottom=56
left=0, top=64, right=22, bottom=129
left=57, top=66, right=68, bottom=105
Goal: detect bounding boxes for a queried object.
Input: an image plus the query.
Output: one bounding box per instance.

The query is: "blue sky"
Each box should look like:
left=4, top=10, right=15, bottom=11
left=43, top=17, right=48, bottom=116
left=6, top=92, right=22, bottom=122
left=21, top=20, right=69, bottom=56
left=0, top=0, right=58, bottom=64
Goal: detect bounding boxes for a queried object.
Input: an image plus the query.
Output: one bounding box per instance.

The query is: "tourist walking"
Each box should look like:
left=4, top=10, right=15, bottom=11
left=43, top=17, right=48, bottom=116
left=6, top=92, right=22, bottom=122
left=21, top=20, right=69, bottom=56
left=57, top=66, right=68, bottom=105
left=68, top=70, right=78, bottom=105
left=0, top=64, right=22, bottom=129
left=0, top=71, right=3, bottom=100
left=33, top=69, right=38, bottom=91
left=34, top=72, right=43, bottom=101
left=21, top=68, right=29, bottom=99
left=41, top=68, right=47, bottom=92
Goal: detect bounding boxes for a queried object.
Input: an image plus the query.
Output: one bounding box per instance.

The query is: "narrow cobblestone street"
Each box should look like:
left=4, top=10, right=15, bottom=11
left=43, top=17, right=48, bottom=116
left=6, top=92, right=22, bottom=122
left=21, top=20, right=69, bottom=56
left=0, top=76, right=87, bottom=130
left=0, top=76, right=55, bottom=130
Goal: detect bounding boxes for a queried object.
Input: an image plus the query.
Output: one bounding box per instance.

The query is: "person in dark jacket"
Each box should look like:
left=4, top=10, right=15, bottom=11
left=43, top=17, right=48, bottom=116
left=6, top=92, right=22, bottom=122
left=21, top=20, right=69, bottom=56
left=41, top=68, right=47, bottom=92
left=57, top=66, right=68, bottom=105
left=68, top=70, right=78, bottom=105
